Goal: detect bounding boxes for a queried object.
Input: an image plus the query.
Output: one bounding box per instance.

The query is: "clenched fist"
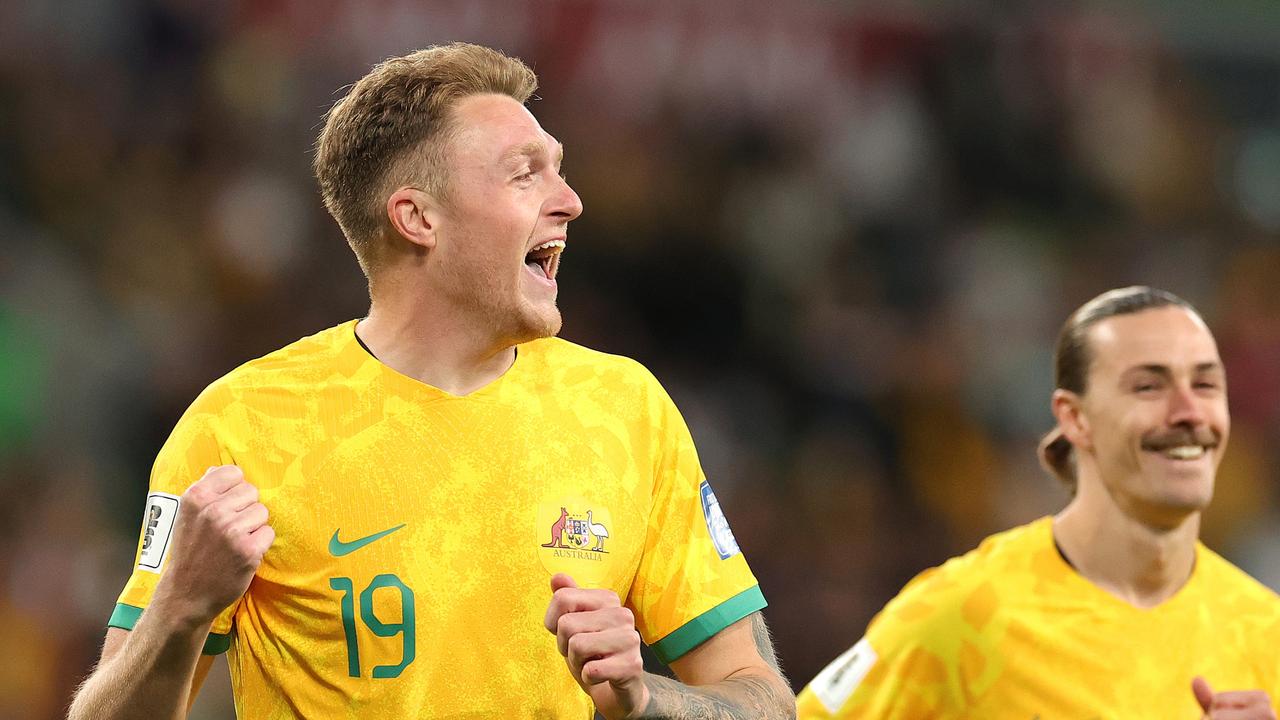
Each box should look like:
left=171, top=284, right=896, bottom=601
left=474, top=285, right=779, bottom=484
left=1193, top=676, right=1277, bottom=720
left=544, top=574, right=648, bottom=719
left=152, top=466, right=275, bottom=627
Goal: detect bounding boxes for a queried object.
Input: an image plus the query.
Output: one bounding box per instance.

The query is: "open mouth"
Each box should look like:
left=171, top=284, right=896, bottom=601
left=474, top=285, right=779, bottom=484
left=525, top=239, right=565, bottom=280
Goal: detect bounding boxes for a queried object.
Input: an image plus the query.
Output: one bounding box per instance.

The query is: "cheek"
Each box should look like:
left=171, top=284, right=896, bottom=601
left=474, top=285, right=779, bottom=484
left=486, top=206, right=538, bottom=251
left=1089, top=406, right=1145, bottom=456
left=464, top=224, right=519, bottom=267
left=1098, top=428, right=1134, bottom=460
left=1212, top=398, right=1230, bottom=425
left=1212, top=405, right=1230, bottom=443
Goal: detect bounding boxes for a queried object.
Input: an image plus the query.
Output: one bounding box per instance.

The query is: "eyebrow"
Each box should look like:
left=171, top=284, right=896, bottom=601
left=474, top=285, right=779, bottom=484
left=500, top=140, right=564, bottom=168
left=1124, top=362, right=1223, bottom=377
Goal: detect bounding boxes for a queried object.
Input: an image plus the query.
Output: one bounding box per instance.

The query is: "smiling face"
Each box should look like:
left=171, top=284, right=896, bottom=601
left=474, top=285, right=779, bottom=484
left=429, top=93, right=582, bottom=344
left=1058, top=306, right=1229, bottom=527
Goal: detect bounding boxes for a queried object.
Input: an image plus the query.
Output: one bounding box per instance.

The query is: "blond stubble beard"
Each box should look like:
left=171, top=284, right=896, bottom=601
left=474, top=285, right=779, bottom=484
left=436, top=254, right=562, bottom=347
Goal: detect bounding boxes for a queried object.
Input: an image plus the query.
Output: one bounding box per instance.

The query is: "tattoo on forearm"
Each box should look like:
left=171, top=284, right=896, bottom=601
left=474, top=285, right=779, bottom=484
left=639, top=613, right=794, bottom=720
left=642, top=674, right=789, bottom=720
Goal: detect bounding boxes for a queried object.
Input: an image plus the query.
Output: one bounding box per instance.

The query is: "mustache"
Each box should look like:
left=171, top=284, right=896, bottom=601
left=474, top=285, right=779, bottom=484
left=1141, top=427, right=1222, bottom=451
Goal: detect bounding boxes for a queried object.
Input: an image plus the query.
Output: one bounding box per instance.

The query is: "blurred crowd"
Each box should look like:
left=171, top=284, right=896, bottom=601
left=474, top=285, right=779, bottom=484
left=2, top=1, right=1279, bottom=717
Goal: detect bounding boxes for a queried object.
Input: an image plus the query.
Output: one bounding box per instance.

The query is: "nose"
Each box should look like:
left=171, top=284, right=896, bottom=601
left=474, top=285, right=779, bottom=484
left=548, top=175, right=583, bottom=223
left=1166, top=382, right=1207, bottom=428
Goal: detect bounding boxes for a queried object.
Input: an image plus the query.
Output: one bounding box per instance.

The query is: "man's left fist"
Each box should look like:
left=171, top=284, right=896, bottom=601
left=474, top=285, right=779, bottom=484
left=544, top=574, right=649, bottom=719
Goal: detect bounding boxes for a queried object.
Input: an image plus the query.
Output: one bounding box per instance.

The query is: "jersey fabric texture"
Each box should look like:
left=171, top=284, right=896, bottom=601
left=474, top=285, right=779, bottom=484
left=798, top=516, right=1280, bottom=719
left=109, top=320, right=765, bottom=719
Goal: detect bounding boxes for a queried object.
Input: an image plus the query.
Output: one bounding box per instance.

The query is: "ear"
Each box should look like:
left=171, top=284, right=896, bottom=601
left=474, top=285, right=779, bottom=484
left=1051, top=388, right=1092, bottom=452
left=386, top=187, right=442, bottom=250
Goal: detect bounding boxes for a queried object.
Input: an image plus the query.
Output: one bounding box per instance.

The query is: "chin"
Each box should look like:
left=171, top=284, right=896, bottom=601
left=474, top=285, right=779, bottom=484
left=511, top=304, right=562, bottom=343
left=1157, top=495, right=1211, bottom=518
left=533, top=312, right=562, bottom=339
left=1134, top=456, right=1215, bottom=509
left=1152, top=480, right=1214, bottom=517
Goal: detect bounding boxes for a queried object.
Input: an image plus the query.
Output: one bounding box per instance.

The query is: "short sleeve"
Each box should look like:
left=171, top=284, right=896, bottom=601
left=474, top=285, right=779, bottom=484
left=624, top=375, right=766, bottom=665
left=798, top=568, right=970, bottom=718
left=107, top=385, right=242, bottom=655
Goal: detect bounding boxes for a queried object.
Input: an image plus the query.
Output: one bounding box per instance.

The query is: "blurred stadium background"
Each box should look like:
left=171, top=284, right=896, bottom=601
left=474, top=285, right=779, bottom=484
left=2, top=0, right=1280, bottom=716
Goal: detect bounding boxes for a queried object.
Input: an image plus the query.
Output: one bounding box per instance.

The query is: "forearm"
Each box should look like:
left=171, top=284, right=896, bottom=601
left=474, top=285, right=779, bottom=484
left=67, top=607, right=209, bottom=720
left=640, top=670, right=796, bottom=720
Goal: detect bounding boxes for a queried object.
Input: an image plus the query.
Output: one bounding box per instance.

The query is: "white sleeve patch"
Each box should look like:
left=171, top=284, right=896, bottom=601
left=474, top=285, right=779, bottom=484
left=810, top=637, right=878, bottom=713
left=138, top=492, right=180, bottom=573
left=699, top=481, right=741, bottom=559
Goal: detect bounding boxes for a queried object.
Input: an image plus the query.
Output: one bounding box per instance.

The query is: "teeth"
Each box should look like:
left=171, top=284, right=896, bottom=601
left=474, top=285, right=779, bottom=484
left=1163, top=445, right=1205, bottom=460
left=530, top=240, right=565, bottom=252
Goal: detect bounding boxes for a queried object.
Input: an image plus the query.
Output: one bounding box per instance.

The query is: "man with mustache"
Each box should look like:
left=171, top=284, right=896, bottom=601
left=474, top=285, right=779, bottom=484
left=799, top=286, right=1280, bottom=718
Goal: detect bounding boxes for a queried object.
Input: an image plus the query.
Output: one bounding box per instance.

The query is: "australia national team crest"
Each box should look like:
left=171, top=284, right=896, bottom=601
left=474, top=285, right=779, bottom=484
left=536, top=498, right=616, bottom=586
left=541, top=506, right=610, bottom=555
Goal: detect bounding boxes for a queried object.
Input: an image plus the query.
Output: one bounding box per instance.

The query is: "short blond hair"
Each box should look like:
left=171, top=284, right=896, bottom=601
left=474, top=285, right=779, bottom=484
left=314, top=43, right=537, bottom=274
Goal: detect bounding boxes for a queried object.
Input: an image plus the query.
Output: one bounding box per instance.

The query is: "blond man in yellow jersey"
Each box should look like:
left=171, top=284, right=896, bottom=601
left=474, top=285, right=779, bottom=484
left=68, top=44, right=793, bottom=720
left=799, top=287, right=1280, bottom=719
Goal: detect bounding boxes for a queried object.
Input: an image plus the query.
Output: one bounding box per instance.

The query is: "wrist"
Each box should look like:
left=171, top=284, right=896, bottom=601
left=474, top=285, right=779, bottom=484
left=149, top=578, right=219, bottom=636
left=634, top=680, right=652, bottom=719
left=631, top=673, right=670, bottom=719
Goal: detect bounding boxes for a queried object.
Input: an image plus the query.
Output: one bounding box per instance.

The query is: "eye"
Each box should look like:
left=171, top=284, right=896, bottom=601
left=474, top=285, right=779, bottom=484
left=1132, top=378, right=1163, bottom=394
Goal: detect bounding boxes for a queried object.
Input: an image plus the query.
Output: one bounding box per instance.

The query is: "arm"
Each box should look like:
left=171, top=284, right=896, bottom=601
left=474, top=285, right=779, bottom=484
left=643, top=611, right=793, bottom=719
left=545, top=574, right=794, bottom=720
left=67, top=467, right=273, bottom=720
left=67, top=626, right=215, bottom=720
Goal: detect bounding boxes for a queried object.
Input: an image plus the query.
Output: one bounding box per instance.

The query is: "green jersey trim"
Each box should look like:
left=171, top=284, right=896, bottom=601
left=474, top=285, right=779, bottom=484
left=108, top=603, right=232, bottom=655
left=649, top=585, right=767, bottom=665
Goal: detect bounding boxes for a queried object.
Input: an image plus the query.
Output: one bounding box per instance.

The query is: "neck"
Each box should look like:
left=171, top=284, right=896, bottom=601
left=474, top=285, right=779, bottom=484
left=358, top=283, right=517, bottom=397
left=1053, top=481, right=1199, bottom=609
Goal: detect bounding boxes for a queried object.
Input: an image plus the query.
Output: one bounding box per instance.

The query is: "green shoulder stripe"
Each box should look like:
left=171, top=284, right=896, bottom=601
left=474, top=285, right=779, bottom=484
left=649, top=586, right=767, bottom=665
left=108, top=603, right=232, bottom=655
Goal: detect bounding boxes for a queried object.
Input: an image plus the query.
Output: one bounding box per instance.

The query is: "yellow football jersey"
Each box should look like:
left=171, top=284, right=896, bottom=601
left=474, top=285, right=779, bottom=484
left=798, top=516, right=1280, bottom=719
left=109, top=320, right=765, bottom=719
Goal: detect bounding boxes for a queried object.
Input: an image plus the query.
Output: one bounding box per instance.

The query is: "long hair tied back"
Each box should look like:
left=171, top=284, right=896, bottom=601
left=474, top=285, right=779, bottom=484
left=1040, top=286, right=1198, bottom=493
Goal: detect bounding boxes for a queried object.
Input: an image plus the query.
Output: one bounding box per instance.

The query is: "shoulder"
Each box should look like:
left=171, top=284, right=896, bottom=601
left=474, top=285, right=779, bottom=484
left=891, top=518, right=1051, bottom=606
left=1194, top=543, right=1280, bottom=617
left=183, top=321, right=357, bottom=417
left=521, top=337, right=666, bottom=398
left=870, top=518, right=1052, bottom=639
left=801, top=521, right=1053, bottom=716
left=148, top=322, right=359, bottom=486
left=523, top=337, right=654, bottom=377
left=221, top=321, right=355, bottom=386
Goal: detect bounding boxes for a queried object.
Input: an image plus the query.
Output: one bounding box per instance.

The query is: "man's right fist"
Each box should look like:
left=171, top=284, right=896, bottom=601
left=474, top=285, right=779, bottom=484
left=154, top=466, right=275, bottom=627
